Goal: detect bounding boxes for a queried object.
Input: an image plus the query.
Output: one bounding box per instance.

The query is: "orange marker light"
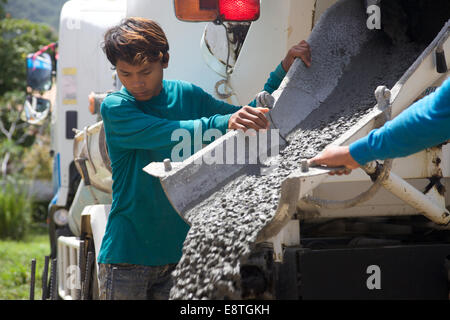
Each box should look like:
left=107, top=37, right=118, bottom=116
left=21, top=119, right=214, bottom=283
left=174, top=0, right=219, bottom=22
left=88, top=92, right=95, bottom=114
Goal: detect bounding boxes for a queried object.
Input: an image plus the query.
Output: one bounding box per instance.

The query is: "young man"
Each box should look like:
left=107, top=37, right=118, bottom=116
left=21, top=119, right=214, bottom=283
left=98, top=17, right=311, bottom=300
left=310, top=76, right=450, bottom=172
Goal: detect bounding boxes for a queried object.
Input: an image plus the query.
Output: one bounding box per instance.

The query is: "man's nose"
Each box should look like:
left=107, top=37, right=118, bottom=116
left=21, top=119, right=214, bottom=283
left=131, top=76, right=145, bottom=88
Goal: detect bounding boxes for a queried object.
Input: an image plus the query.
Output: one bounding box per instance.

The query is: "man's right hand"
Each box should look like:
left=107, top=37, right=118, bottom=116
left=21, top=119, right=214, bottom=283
left=308, top=145, right=360, bottom=175
left=228, top=106, right=270, bottom=132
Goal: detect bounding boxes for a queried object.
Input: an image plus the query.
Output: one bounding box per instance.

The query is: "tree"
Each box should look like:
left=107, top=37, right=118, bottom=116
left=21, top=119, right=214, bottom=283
left=0, top=18, right=56, bottom=95
left=0, top=17, right=56, bottom=178
left=3, top=0, right=68, bottom=32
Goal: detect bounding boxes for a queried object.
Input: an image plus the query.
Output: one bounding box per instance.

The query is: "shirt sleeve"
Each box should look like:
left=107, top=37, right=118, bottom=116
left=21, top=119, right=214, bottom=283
left=188, top=62, right=286, bottom=127
left=349, top=76, right=450, bottom=165
left=191, top=84, right=241, bottom=127
left=191, top=61, right=287, bottom=117
left=101, top=96, right=232, bottom=151
left=248, top=62, right=287, bottom=107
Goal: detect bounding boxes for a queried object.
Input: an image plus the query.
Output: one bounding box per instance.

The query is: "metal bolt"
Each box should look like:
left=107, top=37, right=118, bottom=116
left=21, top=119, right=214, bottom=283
left=375, top=85, right=391, bottom=110
left=362, top=161, right=377, bottom=174
left=301, top=159, right=309, bottom=172
left=164, top=158, right=172, bottom=172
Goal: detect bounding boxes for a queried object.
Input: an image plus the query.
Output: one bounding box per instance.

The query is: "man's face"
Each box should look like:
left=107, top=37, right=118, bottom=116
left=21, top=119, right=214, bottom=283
left=115, top=58, right=168, bottom=101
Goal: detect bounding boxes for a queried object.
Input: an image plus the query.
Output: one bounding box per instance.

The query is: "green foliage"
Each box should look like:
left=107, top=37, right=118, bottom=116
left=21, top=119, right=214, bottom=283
left=0, top=230, right=50, bottom=299
left=0, top=0, right=7, bottom=19
left=4, top=0, right=67, bottom=32
left=0, top=90, right=35, bottom=177
left=0, top=18, right=57, bottom=95
left=0, top=178, right=33, bottom=240
left=0, top=6, right=54, bottom=299
left=0, top=18, right=56, bottom=178
left=0, top=136, right=22, bottom=157
left=0, top=90, right=35, bottom=147
left=22, top=135, right=53, bottom=180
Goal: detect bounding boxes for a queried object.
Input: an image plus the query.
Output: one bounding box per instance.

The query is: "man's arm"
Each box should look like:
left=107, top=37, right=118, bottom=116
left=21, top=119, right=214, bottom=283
left=310, top=76, right=450, bottom=171
left=101, top=97, right=232, bottom=151
left=195, top=40, right=312, bottom=132
left=350, top=77, right=450, bottom=164
left=282, top=40, right=312, bottom=71
left=248, top=40, right=312, bottom=107
left=191, top=77, right=272, bottom=132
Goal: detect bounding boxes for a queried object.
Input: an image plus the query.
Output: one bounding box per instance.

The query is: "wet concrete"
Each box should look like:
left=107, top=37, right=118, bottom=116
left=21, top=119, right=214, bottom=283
left=169, top=0, right=428, bottom=300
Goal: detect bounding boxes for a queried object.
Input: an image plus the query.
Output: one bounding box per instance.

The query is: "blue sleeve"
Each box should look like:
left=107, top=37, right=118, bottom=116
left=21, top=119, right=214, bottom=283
left=349, top=77, right=450, bottom=165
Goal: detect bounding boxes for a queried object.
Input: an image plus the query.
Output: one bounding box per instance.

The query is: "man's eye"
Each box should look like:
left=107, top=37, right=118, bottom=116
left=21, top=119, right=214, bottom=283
left=122, top=73, right=130, bottom=77
left=143, top=71, right=152, bottom=75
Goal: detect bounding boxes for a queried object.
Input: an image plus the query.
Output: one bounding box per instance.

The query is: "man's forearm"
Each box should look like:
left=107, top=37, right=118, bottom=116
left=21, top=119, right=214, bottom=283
left=350, top=77, right=450, bottom=165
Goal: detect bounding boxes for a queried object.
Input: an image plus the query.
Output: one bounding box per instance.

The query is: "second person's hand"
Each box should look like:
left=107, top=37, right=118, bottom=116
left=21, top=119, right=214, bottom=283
left=308, top=145, right=360, bottom=175
left=282, top=40, right=312, bottom=71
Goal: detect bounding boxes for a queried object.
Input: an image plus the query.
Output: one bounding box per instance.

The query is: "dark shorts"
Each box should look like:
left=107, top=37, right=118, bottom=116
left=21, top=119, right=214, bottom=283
left=98, top=263, right=176, bottom=300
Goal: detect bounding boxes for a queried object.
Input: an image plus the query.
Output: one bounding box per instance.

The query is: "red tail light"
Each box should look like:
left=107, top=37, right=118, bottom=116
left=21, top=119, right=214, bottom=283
left=219, top=0, right=260, bottom=21
left=174, top=0, right=260, bottom=22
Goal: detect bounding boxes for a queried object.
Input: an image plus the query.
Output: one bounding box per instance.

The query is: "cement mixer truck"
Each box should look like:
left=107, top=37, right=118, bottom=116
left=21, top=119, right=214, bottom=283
left=39, top=0, right=450, bottom=300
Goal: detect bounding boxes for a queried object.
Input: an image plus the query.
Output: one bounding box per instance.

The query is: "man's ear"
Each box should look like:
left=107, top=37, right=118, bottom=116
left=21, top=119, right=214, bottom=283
left=162, top=52, right=169, bottom=69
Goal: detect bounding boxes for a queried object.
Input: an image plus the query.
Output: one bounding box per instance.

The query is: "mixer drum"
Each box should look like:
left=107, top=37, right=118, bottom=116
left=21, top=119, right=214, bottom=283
left=73, top=121, right=113, bottom=194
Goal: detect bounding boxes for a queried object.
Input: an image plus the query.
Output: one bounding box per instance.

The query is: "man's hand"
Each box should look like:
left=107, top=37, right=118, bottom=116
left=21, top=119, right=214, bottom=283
left=228, top=106, right=269, bottom=132
left=282, top=40, right=312, bottom=72
left=308, top=145, right=360, bottom=175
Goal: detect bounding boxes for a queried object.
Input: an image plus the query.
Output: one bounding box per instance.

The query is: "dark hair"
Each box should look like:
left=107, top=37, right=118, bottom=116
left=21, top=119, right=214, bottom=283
left=102, top=17, right=169, bottom=66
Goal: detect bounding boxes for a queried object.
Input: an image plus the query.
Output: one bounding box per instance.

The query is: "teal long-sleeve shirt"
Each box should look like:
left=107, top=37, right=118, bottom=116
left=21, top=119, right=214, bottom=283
left=350, top=76, right=450, bottom=165
left=98, top=63, right=286, bottom=266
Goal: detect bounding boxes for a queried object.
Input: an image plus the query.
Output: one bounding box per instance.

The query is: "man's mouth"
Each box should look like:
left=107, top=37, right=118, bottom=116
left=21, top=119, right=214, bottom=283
left=133, top=91, right=149, bottom=96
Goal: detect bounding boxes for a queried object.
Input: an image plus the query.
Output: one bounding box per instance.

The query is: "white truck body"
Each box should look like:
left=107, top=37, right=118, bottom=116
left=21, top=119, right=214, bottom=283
left=48, top=0, right=450, bottom=300
left=51, top=0, right=126, bottom=208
